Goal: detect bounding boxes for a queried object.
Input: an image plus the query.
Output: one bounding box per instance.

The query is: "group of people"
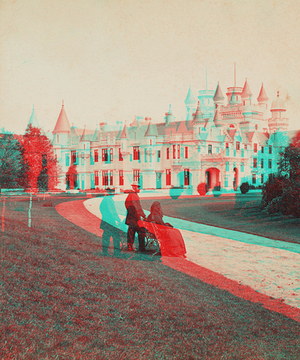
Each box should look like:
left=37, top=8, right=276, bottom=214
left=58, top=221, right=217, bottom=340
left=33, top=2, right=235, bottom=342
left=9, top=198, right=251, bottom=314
left=100, top=180, right=186, bottom=257
left=125, top=180, right=172, bottom=252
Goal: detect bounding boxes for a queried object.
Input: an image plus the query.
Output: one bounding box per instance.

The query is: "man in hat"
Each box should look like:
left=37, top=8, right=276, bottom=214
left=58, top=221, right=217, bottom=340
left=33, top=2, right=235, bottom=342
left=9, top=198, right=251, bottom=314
left=125, top=180, right=146, bottom=252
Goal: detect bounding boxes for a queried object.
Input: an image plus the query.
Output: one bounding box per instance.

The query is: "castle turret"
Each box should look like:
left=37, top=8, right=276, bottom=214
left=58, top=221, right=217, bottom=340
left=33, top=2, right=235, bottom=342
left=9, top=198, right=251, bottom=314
left=26, top=105, right=40, bottom=130
left=52, top=101, right=71, bottom=144
left=241, top=79, right=252, bottom=106
left=268, top=91, right=289, bottom=134
left=257, top=82, right=269, bottom=114
left=185, top=86, right=196, bottom=120
left=213, top=82, right=224, bottom=108
left=164, top=104, right=173, bottom=126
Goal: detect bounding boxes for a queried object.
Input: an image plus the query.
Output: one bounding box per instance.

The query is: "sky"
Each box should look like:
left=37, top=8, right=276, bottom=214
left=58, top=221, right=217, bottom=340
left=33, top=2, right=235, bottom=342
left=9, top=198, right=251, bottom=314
left=0, top=0, right=300, bottom=134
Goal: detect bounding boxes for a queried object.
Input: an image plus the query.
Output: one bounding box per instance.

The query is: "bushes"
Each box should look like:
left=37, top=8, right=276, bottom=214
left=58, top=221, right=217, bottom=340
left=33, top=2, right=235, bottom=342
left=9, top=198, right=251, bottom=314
left=261, top=175, right=300, bottom=217
left=197, top=182, right=208, bottom=196
left=240, top=182, right=250, bottom=194
left=261, top=174, right=285, bottom=208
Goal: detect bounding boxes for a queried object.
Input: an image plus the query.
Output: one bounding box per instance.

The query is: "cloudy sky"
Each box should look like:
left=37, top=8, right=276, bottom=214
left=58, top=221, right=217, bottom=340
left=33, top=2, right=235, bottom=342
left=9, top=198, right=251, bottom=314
left=0, top=0, right=299, bottom=134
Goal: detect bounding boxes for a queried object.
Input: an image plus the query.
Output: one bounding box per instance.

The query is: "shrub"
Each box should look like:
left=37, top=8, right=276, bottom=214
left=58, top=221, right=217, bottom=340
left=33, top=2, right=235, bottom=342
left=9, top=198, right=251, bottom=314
left=197, top=182, right=208, bottom=196
left=261, top=174, right=285, bottom=209
left=266, top=197, right=282, bottom=214
left=240, top=182, right=250, bottom=194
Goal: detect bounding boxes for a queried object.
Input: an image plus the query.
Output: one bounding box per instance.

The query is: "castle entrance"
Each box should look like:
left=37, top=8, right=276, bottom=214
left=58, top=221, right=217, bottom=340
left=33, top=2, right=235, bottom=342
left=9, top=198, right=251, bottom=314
left=205, top=168, right=220, bottom=190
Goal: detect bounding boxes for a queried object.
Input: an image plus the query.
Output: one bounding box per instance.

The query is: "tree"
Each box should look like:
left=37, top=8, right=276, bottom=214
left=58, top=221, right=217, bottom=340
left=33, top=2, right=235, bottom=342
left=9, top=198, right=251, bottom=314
left=261, top=131, right=300, bottom=217
left=22, top=125, right=61, bottom=192
left=0, top=132, right=25, bottom=192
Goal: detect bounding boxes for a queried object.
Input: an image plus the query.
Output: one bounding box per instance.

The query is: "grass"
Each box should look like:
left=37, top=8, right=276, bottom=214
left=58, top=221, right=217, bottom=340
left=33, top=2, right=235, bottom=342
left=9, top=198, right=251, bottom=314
left=140, top=193, right=300, bottom=244
left=0, top=195, right=300, bottom=359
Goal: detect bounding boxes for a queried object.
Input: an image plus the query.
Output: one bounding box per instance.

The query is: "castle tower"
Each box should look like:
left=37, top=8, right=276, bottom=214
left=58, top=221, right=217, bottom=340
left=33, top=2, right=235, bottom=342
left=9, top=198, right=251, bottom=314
left=185, top=86, right=197, bottom=120
left=52, top=101, right=71, bottom=145
left=26, top=105, right=40, bottom=130
left=164, top=104, right=173, bottom=126
left=241, top=79, right=252, bottom=106
left=213, top=82, right=224, bottom=108
left=257, top=83, right=269, bottom=111
left=268, top=91, right=289, bottom=134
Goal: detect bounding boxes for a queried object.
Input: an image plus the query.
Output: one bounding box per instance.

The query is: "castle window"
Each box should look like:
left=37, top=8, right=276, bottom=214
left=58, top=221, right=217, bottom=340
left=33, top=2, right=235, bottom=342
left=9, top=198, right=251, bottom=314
left=269, top=145, right=272, bottom=154
left=261, top=146, right=264, bottom=154
left=208, top=145, right=212, bottom=155
left=102, top=148, right=108, bottom=162
left=71, top=151, right=77, bottom=165
left=254, top=143, right=257, bottom=153
left=157, top=150, right=161, bottom=162
left=94, top=149, right=98, bottom=162
left=252, top=174, right=256, bottom=184
left=166, top=147, right=170, bottom=160
left=261, top=174, right=264, bottom=183
left=81, top=152, right=84, bottom=165
left=184, top=169, right=190, bottom=186
left=144, top=148, right=148, bottom=163
left=226, top=162, right=229, bottom=172
left=119, top=170, right=124, bottom=186
left=173, top=145, right=176, bottom=159
left=177, top=145, right=180, bottom=159
left=185, top=147, right=188, bottom=159
left=253, top=158, right=257, bottom=168
left=166, top=169, right=171, bottom=186
left=95, top=171, right=99, bottom=186
left=102, top=171, right=109, bottom=186
left=268, top=159, right=272, bottom=169
left=236, top=142, right=240, bottom=150
left=110, top=171, right=113, bottom=186
left=261, top=159, right=264, bottom=168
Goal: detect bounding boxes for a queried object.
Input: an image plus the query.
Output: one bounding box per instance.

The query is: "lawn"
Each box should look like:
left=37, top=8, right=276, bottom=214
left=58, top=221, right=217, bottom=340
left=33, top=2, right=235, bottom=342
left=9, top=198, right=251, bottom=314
left=140, top=193, right=300, bottom=244
left=1, top=195, right=300, bottom=359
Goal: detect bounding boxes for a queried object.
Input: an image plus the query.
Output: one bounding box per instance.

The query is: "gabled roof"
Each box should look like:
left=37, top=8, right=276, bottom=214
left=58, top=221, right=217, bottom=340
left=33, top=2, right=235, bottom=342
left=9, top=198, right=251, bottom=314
left=228, top=129, right=237, bottom=140
left=80, top=126, right=90, bottom=142
left=213, top=82, right=224, bottom=102
left=241, top=79, right=252, bottom=99
left=257, top=83, right=269, bottom=103
left=53, top=102, right=71, bottom=133
left=144, top=122, right=158, bottom=137
left=26, top=105, right=40, bottom=130
left=257, top=132, right=269, bottom=146
left=119, top=123, right=129, bottom=139
left=185, top=86, right=196, bottom=105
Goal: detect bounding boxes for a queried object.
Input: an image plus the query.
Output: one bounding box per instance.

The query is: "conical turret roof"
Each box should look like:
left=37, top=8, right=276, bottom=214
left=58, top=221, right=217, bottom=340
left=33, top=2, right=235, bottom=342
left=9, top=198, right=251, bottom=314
left=27, top=105, right=40, bottom=129
left=241, top=79, right=252, bottom=99
left=120, top=123, right=129, bottom=139
left=185, top=86, right=196, bottom=105
left=193, top=101, right=204, bottom=124
left=257, top=83, right=269, bottom=103
left=213, top=82, right=224, bottom=102
left=53, top=102, right=71, bottom=133
left=144, top=121, right=158, bottom=137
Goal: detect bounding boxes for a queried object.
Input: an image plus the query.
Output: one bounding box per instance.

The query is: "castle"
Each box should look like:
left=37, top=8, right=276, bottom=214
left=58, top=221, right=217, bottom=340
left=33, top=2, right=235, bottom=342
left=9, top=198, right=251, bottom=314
left=27, top=79, right=291, bottom=193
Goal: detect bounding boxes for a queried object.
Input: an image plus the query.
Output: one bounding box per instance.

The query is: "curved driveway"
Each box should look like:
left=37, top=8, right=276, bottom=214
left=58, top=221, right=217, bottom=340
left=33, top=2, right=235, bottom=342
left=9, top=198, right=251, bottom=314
left=84, top=194, right=300, bottom=318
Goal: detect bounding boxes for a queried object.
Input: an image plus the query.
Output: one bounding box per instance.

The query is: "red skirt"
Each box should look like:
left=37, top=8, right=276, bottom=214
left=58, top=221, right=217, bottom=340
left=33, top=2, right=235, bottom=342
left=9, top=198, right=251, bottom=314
left=139, top=221, right=186, bottom=258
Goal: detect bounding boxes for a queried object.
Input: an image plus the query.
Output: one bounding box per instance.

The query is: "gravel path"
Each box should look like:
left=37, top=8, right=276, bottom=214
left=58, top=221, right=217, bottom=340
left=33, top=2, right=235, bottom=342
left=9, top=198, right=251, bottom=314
left=84, top=194, right=300, bottom=321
